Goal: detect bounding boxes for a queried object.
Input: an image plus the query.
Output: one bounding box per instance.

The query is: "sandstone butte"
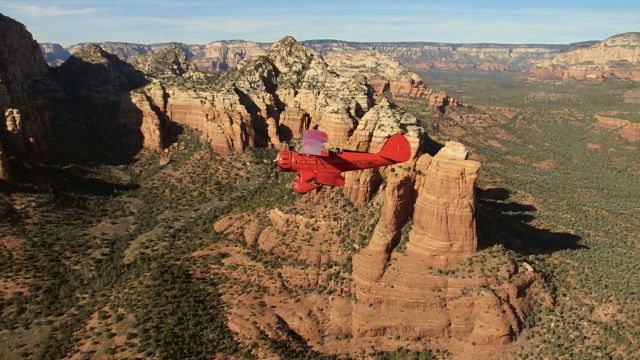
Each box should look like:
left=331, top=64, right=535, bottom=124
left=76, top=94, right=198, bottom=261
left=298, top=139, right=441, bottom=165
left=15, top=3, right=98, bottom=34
left=530, top=32, right=640, bottom=81
left=116, top=36, right=458, bottom=158
left=211, top=139, right=550, bottom=359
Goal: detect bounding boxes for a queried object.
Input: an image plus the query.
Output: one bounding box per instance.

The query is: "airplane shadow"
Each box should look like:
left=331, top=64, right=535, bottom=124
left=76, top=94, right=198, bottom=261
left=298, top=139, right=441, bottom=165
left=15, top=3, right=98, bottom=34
left=476, top=187, right=587, bottom=255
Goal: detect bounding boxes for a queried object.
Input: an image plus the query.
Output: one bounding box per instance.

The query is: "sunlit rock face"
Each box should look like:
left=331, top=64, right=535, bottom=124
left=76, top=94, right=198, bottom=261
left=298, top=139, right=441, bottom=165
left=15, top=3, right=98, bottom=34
left=531, top=32, right=640, bottom=81
left=406, top=142, right=480, bottom=266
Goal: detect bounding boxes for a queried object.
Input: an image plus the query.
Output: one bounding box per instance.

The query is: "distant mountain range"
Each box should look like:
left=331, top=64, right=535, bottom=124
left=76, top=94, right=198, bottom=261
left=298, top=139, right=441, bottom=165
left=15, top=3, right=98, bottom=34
left=36, top=33, right=640, bottom=80
left=40, top=39, right=598, bottom=72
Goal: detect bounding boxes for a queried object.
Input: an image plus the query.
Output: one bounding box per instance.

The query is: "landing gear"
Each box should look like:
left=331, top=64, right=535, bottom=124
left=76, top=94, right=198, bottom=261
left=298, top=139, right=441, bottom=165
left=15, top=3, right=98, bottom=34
left=293, top=175, right=317, bottom=193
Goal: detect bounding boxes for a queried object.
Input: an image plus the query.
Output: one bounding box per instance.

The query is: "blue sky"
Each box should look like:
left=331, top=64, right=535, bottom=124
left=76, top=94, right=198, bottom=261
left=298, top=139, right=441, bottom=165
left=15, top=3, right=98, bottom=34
left=1, top=1, right=638, bottom=46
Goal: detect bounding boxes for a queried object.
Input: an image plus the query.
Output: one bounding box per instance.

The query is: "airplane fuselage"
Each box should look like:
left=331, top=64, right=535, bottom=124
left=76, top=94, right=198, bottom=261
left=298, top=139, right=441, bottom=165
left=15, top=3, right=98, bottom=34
left=276, top=150, right=396, bottom=193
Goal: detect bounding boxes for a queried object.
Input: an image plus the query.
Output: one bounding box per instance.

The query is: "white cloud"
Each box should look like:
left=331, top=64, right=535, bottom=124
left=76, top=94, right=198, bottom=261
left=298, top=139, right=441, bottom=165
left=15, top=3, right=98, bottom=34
left=5, top=4, right=103, bottom=17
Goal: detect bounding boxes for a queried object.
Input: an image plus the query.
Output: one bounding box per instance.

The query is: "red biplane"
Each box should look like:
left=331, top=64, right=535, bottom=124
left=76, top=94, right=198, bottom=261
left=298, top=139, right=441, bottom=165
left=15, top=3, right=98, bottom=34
left=275, top=129, right=411, bottom=193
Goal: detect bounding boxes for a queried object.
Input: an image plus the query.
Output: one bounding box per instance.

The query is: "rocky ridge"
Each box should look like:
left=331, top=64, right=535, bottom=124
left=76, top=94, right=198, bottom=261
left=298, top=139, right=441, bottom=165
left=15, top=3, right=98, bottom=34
left=54, top=44, right=164, bottom=156
left=309, top=40, right=595, bottom=72
left=42, top=39, right=597, bottom=73
left=0, top=13, right=53, bottom=179
left=126, top=36, right=447, bottom=157
left=59, top=41, right=271, bottom=72
left=128, top=45, right=195, bottom=77
left=120, top=36, right=462, bottom=208
left=324, top=51, right=459, bottom=111
left=40, top=42, right=70, bottom=67
left=596, top=115, right=640, bottom=142
left=530, top=32, right=640, bottom=81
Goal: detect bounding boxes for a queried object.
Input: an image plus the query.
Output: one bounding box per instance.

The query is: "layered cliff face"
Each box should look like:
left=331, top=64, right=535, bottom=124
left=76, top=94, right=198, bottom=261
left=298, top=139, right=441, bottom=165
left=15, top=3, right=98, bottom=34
left=56, top=44, right=167, bottom=155
left=129, top=36, right=448, bottom=157
left=62, top=41, right=270, bottom=72
left=349, top=143, right=547, bottom=352
left=210, top=141, right=549, bottom=357
left=342, top=99, right=422, bottom=206
left=325, top=51, right=426, bottom=95
left=308, top=40, right=595, bottom=72
left=39, top=42, right=70, bottom=67
left=44, top=39, right=597, bottom=74
left=344, top=143, right=545, bottom=352
left=405, top=142, right=479, bottom=266
left=0, top=13, right=52, bottom=173
left=530, top=32, right=640, bottom=81
left=194, top=40, right=268, bottom=71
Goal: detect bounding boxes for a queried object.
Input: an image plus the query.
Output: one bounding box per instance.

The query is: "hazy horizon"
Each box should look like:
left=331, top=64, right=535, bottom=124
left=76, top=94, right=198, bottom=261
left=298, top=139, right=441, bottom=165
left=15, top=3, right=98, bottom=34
left=1, top=0, right=639, bottom=47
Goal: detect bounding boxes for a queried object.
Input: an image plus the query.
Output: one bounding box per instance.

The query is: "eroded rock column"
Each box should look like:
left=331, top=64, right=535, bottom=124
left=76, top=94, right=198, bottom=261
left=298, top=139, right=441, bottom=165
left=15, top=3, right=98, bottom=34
left=406, top=142, right=480, bottom=267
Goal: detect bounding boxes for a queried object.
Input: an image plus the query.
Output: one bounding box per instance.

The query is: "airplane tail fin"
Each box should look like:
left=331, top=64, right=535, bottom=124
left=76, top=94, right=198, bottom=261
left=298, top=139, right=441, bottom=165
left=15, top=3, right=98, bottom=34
left=377, top=134, right=411, bottom=163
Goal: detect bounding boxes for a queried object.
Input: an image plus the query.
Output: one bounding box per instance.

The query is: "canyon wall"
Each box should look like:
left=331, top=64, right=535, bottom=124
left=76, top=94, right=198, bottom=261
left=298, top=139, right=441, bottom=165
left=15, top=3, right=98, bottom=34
left=530, top=32, right=640, bottom=81
left=125, top=36, right=455, bottom=159
left=42, top=39, right=597, bottom=73
left=0, top=13, right=53, bottom=178
left=40, top=42, right=70, bottom=67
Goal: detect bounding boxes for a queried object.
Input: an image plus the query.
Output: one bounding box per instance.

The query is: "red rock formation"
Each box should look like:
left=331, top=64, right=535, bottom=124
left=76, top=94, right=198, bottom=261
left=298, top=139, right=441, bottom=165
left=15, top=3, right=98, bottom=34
left=413, top=62, right=511, bottom=72
left=125, top=37, right=377, bottom=154
left=343, top=169, right=383, bottom=209
left=115, top=37, right=465, bottom=157
left=278, top=107, right=310, bottom=140
left=388, top=79, right=430, bottom=97
left=530, top=32, right=640, bottom=82
left=342, top=100, right=423, bottom=207
left=368, top=79, right=389, bottom=94
left=0, top=138, right=10, bottom=181
left=0, top=14, right=51, bottom=163
left=351, top=168, right=415, bottom=282
left=117, top=92, right=166, bottom=152
left=530, top=65, right=640, bottom=82
left=209, top=138, right=549, bottom=357
left=425, top=89, right=458, bottom=112
left=265, top=117, right=281, bottom=148
left=596, top=115, right=640, bottom=142
left=349, top=142, right=546, bottom=353
left=147, top=85, right=255, bottom=154
left=406, top=142, right=479, bottom=266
